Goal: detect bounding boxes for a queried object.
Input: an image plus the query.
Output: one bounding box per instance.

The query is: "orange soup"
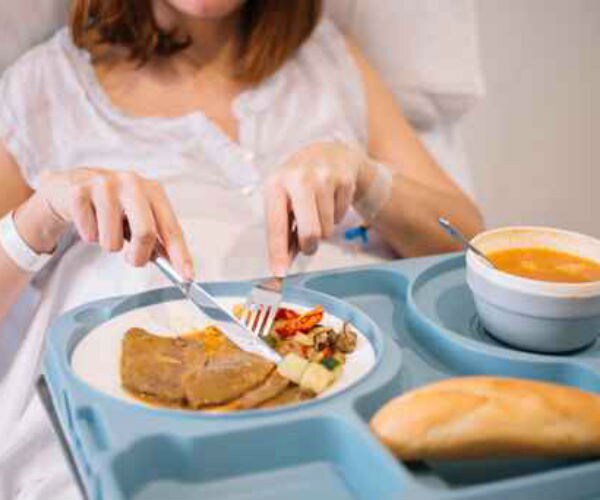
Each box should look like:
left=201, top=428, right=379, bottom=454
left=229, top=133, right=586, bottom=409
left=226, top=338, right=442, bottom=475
left=487, top=248, right=600, bottom=283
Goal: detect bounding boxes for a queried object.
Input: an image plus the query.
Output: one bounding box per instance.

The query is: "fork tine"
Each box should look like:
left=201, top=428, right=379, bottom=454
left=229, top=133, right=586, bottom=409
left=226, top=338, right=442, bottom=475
left=254, top=305, right=271, bottom=338
left=254, top=306, right=269, bottom=336
left=241, top=304, right=253, bottom=328
left=240, top=218, right=297, bottom=343
left=259, top=306, right=278, bottom=338
left=247, top=306, right=261, bottom=335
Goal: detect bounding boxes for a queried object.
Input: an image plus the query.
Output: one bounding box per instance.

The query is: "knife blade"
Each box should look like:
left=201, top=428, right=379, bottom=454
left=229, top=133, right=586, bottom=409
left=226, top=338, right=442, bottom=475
left=154, top=255, right=282, bottom=364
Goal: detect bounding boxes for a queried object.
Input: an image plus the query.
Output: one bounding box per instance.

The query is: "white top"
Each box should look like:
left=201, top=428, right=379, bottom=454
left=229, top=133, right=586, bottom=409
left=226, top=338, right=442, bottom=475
left=0, top=19, right=397, bottom=500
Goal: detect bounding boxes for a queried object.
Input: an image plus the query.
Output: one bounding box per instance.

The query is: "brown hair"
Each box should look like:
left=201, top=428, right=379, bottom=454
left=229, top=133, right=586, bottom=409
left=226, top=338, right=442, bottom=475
left=71, top=0, right=322, bottom=84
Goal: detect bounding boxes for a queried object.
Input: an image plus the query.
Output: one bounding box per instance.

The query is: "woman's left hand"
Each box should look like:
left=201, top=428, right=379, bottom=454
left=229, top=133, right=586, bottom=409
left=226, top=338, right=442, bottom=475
left=264, top=141, right=370, bottom=276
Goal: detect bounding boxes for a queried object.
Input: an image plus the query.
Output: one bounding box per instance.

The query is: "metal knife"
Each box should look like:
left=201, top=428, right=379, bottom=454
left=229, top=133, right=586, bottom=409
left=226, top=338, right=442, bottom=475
left=152, top=254, right=282, bottom=364
left=122, top=221, right=281, bottom=364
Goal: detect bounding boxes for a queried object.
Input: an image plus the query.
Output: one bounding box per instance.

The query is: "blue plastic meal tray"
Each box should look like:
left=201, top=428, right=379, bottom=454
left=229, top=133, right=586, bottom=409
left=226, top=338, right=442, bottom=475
left=43, top=253, right=600, bottom=500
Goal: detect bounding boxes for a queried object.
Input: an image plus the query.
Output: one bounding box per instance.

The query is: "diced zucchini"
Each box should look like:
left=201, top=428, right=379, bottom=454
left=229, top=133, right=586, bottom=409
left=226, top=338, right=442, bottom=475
left=277, top=353, right=309, bottom=384
left=300, top=362, right=335, bottom=394
left=332, top=365, right=343, bottom=381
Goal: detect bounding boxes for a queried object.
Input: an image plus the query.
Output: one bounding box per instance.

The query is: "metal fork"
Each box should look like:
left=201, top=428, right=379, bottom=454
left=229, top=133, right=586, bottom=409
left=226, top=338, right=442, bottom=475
left=242, top=219, right=299, bottom=338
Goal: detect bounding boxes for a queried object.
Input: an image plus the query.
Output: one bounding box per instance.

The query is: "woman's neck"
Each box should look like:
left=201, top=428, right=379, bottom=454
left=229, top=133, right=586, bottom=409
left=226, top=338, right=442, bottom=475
left=153, top=1, right=240, bottom=74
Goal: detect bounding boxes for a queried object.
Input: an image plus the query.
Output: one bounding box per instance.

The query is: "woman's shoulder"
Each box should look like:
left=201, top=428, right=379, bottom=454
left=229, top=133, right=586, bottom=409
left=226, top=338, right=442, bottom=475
left=0, top=28, right=80, bottom=187
left=0, top=28, right=75, bottom=108
left=297, top=17, right=349, bottom=65
left=289, top=17, right=368, bottom=143
left=294, top=17, right=363, bottom=95
left=2, top=28, right=70, bottom=78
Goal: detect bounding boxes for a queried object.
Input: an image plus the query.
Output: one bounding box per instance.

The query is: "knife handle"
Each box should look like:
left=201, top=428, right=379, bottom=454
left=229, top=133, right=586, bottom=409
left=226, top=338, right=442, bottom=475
left=288, top=216, right=300, bottom=268
left=153, top=254, right=191, bottom=293
left=122, top=219, right=191, bottom=292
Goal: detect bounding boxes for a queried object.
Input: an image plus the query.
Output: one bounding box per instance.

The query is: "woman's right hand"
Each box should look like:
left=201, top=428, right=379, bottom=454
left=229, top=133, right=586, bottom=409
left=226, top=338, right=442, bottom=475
left=31, top=168, right=194, bottom=279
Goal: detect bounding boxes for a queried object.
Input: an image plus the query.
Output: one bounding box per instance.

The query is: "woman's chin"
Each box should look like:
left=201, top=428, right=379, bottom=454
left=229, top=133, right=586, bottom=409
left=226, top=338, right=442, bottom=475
left=167, top=0, right=244, bottom=19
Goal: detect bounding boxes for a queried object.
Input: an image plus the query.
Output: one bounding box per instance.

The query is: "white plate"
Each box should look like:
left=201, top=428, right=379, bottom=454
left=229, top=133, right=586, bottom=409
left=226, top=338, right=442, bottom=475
left=71, top=297, right=376, bottom=411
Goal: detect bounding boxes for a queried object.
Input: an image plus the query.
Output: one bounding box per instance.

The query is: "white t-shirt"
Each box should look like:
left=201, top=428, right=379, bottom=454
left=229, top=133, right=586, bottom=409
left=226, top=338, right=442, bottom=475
left=0, top=19, right=398, bottom=500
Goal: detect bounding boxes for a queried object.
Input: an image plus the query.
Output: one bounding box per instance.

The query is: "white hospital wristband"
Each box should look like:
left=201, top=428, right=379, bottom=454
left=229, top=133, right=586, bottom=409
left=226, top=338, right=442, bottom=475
left=0, top=210, right=53, bottom=273
left=353, top=161, right=393, bottom=223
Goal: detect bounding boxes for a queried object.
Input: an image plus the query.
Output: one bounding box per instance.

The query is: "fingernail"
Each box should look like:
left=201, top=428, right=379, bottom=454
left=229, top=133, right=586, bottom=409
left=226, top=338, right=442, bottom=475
left=184, top=262, right=195, bottom=280
left=305, top=240, right=318, bottom=255
left=85, top=228, right=98, bottom=243
left=272, top=263, right=287, bottom=278
left=124, top=251, right=133, bottom=266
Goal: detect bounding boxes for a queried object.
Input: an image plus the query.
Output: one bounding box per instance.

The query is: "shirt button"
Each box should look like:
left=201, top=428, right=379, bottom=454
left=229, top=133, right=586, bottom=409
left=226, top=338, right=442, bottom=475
left=242, top=150, right=255, bottom=163
left=241, top=184, right=257, bottom=196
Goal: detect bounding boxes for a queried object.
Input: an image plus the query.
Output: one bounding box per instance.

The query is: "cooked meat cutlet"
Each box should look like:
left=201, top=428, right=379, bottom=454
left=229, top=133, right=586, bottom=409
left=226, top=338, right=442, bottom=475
left=121, top=327, right=275, bottom=408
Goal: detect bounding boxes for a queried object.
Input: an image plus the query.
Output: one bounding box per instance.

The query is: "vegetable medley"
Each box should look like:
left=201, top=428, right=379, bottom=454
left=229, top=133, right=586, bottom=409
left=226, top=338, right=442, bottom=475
left=235, top=305, right=359, bottom=394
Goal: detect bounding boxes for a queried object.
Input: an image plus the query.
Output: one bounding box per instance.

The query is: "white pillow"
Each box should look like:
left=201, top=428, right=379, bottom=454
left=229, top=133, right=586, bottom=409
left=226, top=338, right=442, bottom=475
left=0, top=0, right=68, bottom=71
left=326, top=0, right=484, bottom=129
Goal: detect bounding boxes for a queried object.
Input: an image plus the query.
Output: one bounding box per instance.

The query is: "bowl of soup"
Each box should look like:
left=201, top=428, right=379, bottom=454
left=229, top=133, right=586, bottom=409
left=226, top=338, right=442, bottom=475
left=466, top=226, right=600, bottom=353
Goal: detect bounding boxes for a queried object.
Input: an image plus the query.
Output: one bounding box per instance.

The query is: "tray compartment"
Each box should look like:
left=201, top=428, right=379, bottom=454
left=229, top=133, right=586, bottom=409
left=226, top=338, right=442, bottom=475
left=123, top=463, right=355, bottom=500
left=407, top=256, right=600, bottom=392
left=400, top=458, right=600, bottom=500
left=303, top=260, right=600, bottom=497
left=352, top=370, right=403, bottom=425
left=107, top=416, right=408, bottom=500
left=303, top=269, right=409, bottom=341
left=419, top=457, right=593, bottom=487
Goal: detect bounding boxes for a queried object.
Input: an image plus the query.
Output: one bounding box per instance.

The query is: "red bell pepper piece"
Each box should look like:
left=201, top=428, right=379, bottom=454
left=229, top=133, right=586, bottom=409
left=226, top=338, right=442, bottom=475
left=276, top=306, right=323, bottom=338
left=275, top=308, right=300, bottom=321
left=321, top=346, right=333, bottom=358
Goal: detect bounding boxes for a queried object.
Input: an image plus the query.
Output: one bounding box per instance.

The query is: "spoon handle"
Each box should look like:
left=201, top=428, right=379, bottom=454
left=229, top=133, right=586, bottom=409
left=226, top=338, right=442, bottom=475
left=438, top=217, right=495, bottom=267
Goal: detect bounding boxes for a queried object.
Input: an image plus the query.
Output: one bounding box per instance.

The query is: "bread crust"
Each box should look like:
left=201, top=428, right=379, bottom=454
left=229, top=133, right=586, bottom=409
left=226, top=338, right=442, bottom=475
left=370, top=377, right=600, bottom=461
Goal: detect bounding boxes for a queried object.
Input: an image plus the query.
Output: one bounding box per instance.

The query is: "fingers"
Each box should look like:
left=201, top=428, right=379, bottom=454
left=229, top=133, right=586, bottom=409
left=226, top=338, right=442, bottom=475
left=334, top=181, right=354, bottom=224
left=315, top=180, right=335, bottom=238
left=286, top=176, right=321, bottom=255
left=44, top=168, right=192, bottom=275
left=266, top=142, right=364, bottom=266
left=146, top=181, right=195, bottom=280
left=118, top=174, right=157, bottom=267
left=92, top=176, right=123, bottom=251
left=69, top=184, right=98, bottom=243
left=265, top=179, right=290, bottom=277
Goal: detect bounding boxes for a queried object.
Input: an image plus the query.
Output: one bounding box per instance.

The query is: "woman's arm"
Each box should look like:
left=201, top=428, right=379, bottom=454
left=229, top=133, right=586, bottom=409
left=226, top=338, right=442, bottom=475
left=0, top=141, right=196, bottom=327
left=263, top=42, right=484, bottom=274
left=0, top=143, right=40, bottom=321
left=347, top=39, right=484, bottom=257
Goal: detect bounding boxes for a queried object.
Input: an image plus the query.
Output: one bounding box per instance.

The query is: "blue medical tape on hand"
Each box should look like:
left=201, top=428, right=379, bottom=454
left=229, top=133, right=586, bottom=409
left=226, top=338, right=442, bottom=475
left=344, top=225, right=369, bottom=244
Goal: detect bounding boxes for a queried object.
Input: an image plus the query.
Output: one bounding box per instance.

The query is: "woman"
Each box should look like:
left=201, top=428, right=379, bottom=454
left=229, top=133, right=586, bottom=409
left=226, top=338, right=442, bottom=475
left=0, top=0, right=482, bottom=498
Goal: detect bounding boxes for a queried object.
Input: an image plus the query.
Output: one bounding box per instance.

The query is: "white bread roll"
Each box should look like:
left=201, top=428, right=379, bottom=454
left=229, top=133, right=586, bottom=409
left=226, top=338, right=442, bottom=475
left=370, top=376, right=600, bottom=461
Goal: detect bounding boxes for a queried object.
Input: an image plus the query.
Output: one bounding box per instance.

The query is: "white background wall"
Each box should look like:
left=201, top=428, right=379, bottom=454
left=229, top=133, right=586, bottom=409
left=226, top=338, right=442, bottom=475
left=461, top=0, right=599, bottom=236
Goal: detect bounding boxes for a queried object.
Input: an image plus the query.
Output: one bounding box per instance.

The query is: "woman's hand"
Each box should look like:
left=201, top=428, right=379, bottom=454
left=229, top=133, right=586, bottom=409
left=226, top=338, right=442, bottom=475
left=26, top=168, right=194, bottom=278
left=264, top=141, right=371, bottom=276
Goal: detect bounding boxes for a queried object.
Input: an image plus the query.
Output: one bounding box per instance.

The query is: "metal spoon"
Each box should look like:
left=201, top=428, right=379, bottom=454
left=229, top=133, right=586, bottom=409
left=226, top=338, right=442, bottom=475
left=438, top=217, right=496, bottom=268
